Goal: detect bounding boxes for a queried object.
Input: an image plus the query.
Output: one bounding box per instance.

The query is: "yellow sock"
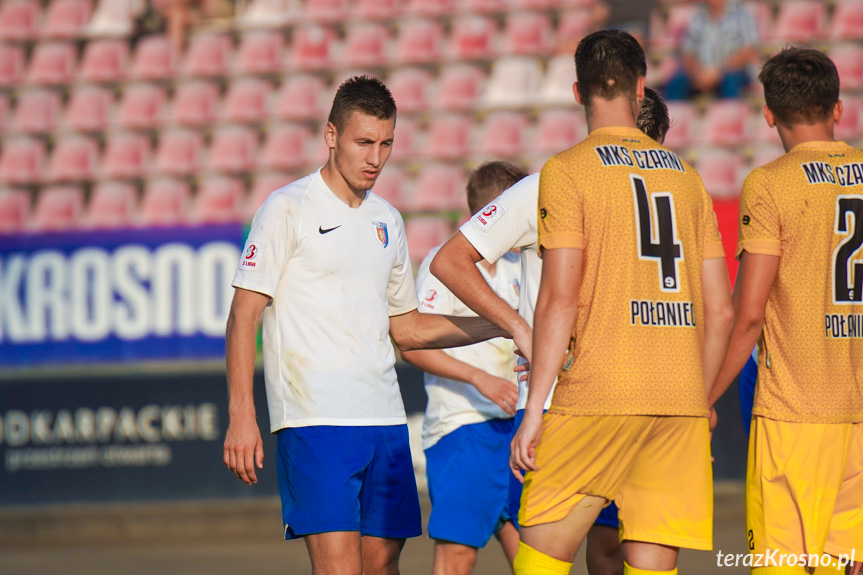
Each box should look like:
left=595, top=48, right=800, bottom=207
left=623, top=562, right=678, bottom=575
left=513, top=541, right=572, bottom=575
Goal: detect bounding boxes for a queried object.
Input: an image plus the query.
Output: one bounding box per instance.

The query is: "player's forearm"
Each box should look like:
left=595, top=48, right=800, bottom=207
left=524, top=296, right=575, bottom=416
left=391, top=311, right=507, bottom=351
left=707, top=315, right=763, bottom=408
left=702, top=304, right=734, bottom=398
left=225, top=311, right=260, bottom=418
left=400, top=348, right=483, bottom=386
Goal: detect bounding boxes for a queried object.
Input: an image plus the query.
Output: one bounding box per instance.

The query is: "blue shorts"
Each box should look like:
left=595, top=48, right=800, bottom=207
left=425, top=418, right=514, bottom=548
left=510, top=409, right=620, bottom=530
left=276, top=424, right=422, bottom=540
left=738, top=351, right=758, bottom=436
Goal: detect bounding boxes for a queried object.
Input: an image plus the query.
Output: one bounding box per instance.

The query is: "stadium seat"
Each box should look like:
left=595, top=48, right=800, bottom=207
left=258, top=124, right=313, bottom=171
left=236, top=0, right=294, bottom=29
left=290, top=25, right=336, bottom=70
left=404, top=0, right=454, bottom=16
left=478, top=111, right=528, bottom=158
left=272, top=74, right=326, bottom=121
left=32, top=185, right=85, bottom=231
left=0, top=188, right=30, bottom=233
left=395, top=19, right=444, bottom=64
left=0, top=94, right=8, bottom=132
left=221, top=78, right=272, bottom=124
left=406, top=216, right=456, bottom=266
left=535, top=108, right=587, bottom=153
left=246, top=172, right=288, bottom=219
left=389, top=116, right=419, bottom=163
left=744, top=0, right=772, bottom=42
left=773, top=0, right=826, bottom=42
left=130, top=35, right=177, bottom=80
left=64, top=85, right=113, bottom=132
left=0, top=0, right=41, bottom=42
left=154, top=129, right=204, bottom=176
left=170, top=81, right=220, bottom=127
left=303, top=0, right=347, bottom=21
left=183, top=34, right=233, bottom=77
left=344, top=23, right=391, bottom=68
left=78, top=39, right=129, bottom=83
left=457, top=0, right=506, bottom=12
left=26, top=42, right=77, bottom=86
left=651, top=3, right=698, bottom=51
left=435, top=64, right=485, bottom=111
left=11, top=90, right=63, bottom=135
left=235, top=31, right=284, bottom=75
left=355, top=0, right=401, bottom=19
left=140, top=178, right=190, bottom=226
left=509, top=0, right=558, bottom=8
left=427, top=114, right=473, bottom=161
left=85, top=0, right=139, bottom=38
left=830, top=44, right=863, bottom=91
left=831, top=0, right=863, bottom=40
left=387, top=67, right=433, bottom=114
left=556, top=9, right=595, bottom=52
left=117, top=83, right=167, bottom=130
left=539, top=53, right=576, bottom=106
left=696, top=149, right=745, bottom=198
left=502, top=12, right=553, bottom=55
left=836, top=95, right=863, bottom=142
left=482, top=56, right=542, bottom=108
left=43, top=0, right=92, bottom=39
left=663, top=101, right=699, bottom=150
left=370, top=166, right=408, bottom=211
left=450, top=15, right=498, bottom=60
left=0, top=44, right=24, bottom=87
left=47, top=136, right=99, bottom=181
left=194, top=176, right=245, bottom=224
left=86, top=181, right=137, bottom=228
left=0, top=139, right=45, bottom=184
left=208, top=126, right=258, bottom=174
left=102, top=132, right=151, bottom=179
left=412, top=165, right=466, bottom=211
left=701, top=100, right=752, bottom=146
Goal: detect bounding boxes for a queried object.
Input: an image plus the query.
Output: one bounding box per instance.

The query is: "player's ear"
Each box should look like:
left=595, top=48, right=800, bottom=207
left=635, top=76, right=646, bottom=106
left=573, top=82, right=583, bottom=105
left=833, top=99, right=843, bottom=125
left=324, top=121, right=338, bottom=149
left=762, top=105, right=776, bottom=128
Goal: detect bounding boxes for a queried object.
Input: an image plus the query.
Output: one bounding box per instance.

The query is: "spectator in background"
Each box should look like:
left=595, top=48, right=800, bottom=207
left=665, top=0, right=760, bottom=100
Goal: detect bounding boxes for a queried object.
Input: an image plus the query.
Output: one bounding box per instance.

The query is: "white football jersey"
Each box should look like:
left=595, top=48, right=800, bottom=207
left=232, top=170, right=418, bottom=430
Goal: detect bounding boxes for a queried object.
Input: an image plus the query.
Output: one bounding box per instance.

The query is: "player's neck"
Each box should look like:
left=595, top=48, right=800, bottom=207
left=776, top=123, right=837, bottom=153
left=585, top=98, right=639, bottom=134
left=320, top=161, right=366, bottom=208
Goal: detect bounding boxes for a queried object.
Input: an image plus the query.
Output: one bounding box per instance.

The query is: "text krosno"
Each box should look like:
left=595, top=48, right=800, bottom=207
left=0, top=242, right=239, bottom=343
left=717, top=550, right=856, bottom=569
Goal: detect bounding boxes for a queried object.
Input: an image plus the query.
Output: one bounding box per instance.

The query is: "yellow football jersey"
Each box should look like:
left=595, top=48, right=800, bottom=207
left=739, top=140, right=863, bottom=424
left=537, top=126, right=725, bottom=417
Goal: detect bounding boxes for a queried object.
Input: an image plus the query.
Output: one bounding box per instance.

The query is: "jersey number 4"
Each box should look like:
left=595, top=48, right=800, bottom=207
left=834, top=195, right=863, bottom=303
left=632, top=175, right=683, bottom=292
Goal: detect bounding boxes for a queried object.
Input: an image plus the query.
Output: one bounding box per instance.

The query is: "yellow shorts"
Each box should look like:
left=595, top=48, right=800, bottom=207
left=519, top=413, right=713, bottom=550
left=747, top=417, right=863, bottom=564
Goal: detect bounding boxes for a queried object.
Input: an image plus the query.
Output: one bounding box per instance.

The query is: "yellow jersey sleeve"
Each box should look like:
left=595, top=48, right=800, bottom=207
left=537, top=155, right=585, bottom=251
left=738, top=170, right=782, bottom=258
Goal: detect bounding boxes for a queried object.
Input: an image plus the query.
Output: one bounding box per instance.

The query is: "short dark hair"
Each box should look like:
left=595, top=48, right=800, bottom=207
left=638, top=87, right=670, bottom=143
left=575, top=29, right=646, bottom=107
left=327, top=75, right=397, bottom=132
left=467, top=161, right=528, bottom=215
left=759, top=47, right=839, bottom=127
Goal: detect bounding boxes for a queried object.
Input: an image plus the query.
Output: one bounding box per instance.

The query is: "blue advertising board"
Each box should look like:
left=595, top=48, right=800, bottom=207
left=0, top=224, right=244, bottom=366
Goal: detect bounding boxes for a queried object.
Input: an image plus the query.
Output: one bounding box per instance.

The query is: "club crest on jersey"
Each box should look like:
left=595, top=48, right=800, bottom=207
left=373, top=221, right=389, bottom=247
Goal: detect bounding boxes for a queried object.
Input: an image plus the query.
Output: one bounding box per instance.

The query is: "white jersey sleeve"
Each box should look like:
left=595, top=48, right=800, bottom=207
left=416, top=248, right=456, bottom=315
left=387, top=211, right=419, bottom=316
left=233, top=193, right=297, bottom=299
left=459, top=173, right=539, bottom=264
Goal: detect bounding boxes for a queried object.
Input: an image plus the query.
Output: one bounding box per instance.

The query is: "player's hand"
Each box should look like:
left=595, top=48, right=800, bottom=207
left=514, top=349, right=530, bottom=383
left=473, top=372, right=519, bottom=416
left=512, top=324, right=533, bottom=368
left=708, top=407, right=718, bottom=463
left=223, top=413, right=264, bottom=485
left=510, top=409, right=542, bottom=482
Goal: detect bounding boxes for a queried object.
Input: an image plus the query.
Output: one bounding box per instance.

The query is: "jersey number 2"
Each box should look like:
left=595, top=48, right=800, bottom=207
left=834, top=195, right=863, bottom=303
left=632, top=175, right=683, bottom=292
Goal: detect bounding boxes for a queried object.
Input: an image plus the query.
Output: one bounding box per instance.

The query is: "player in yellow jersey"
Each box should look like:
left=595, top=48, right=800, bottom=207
left=509, top=29, right=734, bottom=575
left=708, top=47, right=863, bottom=575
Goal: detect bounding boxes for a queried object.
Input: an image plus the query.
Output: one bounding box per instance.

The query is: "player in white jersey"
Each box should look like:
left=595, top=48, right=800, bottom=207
left=401, top=162, right=527, bottom=574
left=223, top=76, right=508, bottom=575
left=430, top=88, right=671, bottom=575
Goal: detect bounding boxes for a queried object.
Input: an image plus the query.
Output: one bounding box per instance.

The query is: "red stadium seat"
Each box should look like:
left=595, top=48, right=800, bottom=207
left=509, top=0, right=558, bottom=8
left=246, top=173, right=288, bottom=220
left=457, top=0, right=506, bottom=12
left=831, top=0, right=863, bottom=40
left=0, top=0, right=41, bottom=41
left=450, top=15, right=498, bottom=60
left=102, top=132, right=151, bottom=179
left=208, top=126, right=258, bottom=174
left=371, top=166, right=408, bottom=211
left=389, top=116, right=419, bottom=163
left=130, top=35, right=177, bottom=80
left=387, top=67, right=432, bottom=114
left=427, top=114, right=473, bottom=161
left=117, top=83, right=167, bottom=130
left=773, top=0, right=826, bottom=42
left=404, top=0, right=453, bottom=16
left=43, top=0, right=92, bottom=39
left=140, top=178, right=190, bottom=226
left=32, top=185, right=84, bottom=231
left=406, top=216, right=456, bottom=266
left=222, top=78, right=272, bottom=124
left=435, top=64, right=485, bottom=111
left=395, top=19, right=444, bottom=64
left=26, top=42, right=76, bottom=86
left=235, top=31, right=284, bottom=75
left=272, top=74, right=326, bottom=121
left=355, top=0, right=401, bottom=19
left=183, top=34, right=233, bottom=77
left=412, top=165, right=466, bottom=211
left=259, top=124, right=312, bottom=171
left=830, top=44, right=863, bottom=91
left=64, top=85, right=113, bottom=132
left=478, top=111, right=528, bottom=158
left=78, top=39, right=129, bottom=83
left=170, top=81, right=220, bottom=127
left=344, top=23, right=391, bottom=68
left=502, top=12, right=553, bottom=55
left=303, top=0, right=347, bottom=21
left=0, top=44, right=24, bottom=87
left=194, top=176, right=245, bottom=224
left=0, top=138, right=45, bottom=184
left=701, top=100, right=752, bottom=146
left=154, top=129, right=204, bottom=176
left=836, top=95, right=863, bottom=142
left=663, top=101, right=699, bottom=150
left=535, top=108, right=587, bottom=153
left=47, top=136, right=99, bottom=182
left=696, top=149, right=745, bottom=198
left=11, top=90, right=63, bottom=135
left=0, top=189, right=31, bottom=233
left=290, top=25, right=336, bottom=70
left=86, top=181, right=137, bottom=228
left=482, top=56, right=542, bottom=108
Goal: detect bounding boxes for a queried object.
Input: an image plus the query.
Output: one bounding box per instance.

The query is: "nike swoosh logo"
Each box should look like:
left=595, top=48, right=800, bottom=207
left=319, top=225, right=341, bottom=234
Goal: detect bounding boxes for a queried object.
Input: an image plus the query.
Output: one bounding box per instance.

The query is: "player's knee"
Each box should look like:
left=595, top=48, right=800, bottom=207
left=514, top=541, right=573, bottom=575
left=433, top=541, right=479, bottom=575
left=622, top=563, right=678, bottom=575
left=587, top=553, right=624, bottom=575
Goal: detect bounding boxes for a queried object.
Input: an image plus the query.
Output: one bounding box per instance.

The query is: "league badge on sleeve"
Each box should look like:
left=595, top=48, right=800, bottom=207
left=239, top=239, right=265, bottom=272
left=373, top=221, right=389, bottom=248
